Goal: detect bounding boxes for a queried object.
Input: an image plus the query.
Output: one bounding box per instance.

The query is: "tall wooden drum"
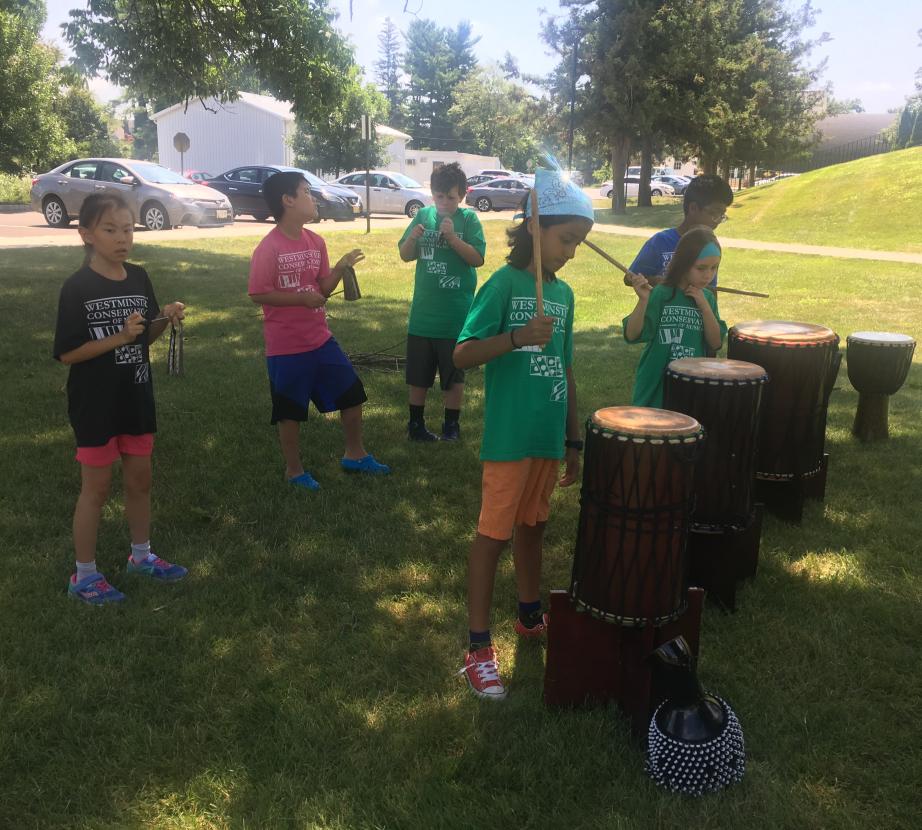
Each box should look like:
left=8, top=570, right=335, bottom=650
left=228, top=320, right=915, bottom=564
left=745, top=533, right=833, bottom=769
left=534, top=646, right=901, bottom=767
left=727, top=321, right=840, bottom=520
left=570, top=407, right=704, bottom=628
left=846, top=331, right=915, bottom=441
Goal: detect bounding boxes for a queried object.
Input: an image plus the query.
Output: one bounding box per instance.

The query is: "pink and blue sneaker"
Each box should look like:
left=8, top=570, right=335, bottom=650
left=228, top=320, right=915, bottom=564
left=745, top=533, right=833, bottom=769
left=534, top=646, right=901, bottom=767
left=68, top=573, right=126, bottom=605
left=126, top=553, right=188, bottom=582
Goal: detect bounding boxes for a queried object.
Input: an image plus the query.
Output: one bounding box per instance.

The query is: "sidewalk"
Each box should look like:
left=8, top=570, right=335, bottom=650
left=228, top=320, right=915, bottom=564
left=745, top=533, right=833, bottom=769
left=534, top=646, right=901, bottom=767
left=590, top=222, right=922, bottom=266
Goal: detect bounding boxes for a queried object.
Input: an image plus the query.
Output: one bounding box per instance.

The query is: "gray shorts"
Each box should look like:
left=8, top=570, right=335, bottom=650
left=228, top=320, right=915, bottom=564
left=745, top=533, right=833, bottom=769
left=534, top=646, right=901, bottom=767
left=405, top=334, right=465, bottom=390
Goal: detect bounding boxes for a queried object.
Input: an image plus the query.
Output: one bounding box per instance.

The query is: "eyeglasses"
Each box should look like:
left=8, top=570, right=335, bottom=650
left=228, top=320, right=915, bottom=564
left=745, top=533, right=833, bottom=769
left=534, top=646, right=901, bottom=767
left=706, top=210, right=728, bottom=224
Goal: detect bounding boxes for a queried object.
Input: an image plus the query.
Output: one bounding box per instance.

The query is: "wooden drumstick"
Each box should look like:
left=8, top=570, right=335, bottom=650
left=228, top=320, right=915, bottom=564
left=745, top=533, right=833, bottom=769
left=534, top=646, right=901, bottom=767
left=530, top=188, right=544, bottom=313
left=584, top=237, right=769, bottom=298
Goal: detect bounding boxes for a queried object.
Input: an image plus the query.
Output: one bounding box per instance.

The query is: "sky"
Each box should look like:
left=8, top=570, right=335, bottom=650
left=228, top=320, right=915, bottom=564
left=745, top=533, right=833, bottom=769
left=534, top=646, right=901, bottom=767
left=42, top=0, right=921, bottom=114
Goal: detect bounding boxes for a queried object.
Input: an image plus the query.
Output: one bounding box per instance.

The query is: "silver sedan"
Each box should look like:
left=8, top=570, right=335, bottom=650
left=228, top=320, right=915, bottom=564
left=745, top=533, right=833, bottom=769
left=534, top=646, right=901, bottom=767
left=465, top=177, right=532, bottom=212
left=30, top=158, right=234, bottom=230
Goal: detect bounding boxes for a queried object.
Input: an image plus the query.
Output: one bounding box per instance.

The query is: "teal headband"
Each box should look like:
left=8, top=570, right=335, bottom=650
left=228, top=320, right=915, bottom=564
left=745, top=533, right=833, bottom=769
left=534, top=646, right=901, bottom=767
left=697, top=242, right=721, bottom=260
left=522, top=168, right=595, bottom=222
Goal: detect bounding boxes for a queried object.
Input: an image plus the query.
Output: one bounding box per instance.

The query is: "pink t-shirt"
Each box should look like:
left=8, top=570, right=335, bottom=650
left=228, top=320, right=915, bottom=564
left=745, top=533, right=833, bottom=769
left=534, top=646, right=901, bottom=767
left=248, top=227, right=333, bottom=356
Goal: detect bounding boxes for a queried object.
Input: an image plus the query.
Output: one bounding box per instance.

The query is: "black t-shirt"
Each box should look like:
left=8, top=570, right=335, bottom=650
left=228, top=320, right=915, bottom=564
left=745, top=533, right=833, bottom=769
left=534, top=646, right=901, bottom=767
left=53, top=263, right=160, bottom=446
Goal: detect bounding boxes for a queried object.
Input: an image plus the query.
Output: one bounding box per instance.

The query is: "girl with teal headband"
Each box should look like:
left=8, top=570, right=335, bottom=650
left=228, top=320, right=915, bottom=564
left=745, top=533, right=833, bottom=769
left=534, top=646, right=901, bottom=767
left=623, top=226, right=728, bottom=407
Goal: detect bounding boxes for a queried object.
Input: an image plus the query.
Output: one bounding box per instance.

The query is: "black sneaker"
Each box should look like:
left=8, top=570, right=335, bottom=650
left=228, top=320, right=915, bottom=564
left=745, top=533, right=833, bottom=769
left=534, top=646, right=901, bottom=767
left=441, top=421, right=461, bottom=441
left=407, top=420, right=439, bottom=442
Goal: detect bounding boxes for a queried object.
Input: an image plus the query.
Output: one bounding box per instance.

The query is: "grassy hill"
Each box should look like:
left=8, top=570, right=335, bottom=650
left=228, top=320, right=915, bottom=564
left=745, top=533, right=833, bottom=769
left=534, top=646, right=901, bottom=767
left=595, top=145, right=922, bottom=253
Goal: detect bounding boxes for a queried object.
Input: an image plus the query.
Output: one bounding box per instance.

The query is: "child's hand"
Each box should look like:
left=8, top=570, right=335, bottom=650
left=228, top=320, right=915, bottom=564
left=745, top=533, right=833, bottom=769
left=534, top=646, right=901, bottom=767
left=628, top=272, right=652, bottom=300
left=336, top=249, right=365, bottom=270
left=120, top=312, right=145, bottom=344
left=410, top=224, right=425, bottom=240
left=163, top=302, right=185, bottom=325
left=559, top=448, right=581, bottom=487
left=684, top=285, right=707, bottom=306
left=301, top=289, right=327, bottom=309
left=439, top=217, right=455, bottom=238
left=517, top=315, right=555, bottom=347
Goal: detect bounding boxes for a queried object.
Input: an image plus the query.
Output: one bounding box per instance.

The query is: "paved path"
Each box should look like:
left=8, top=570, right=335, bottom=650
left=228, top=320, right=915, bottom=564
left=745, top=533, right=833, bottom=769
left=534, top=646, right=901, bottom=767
left=2, top=209, right=920, bottom=266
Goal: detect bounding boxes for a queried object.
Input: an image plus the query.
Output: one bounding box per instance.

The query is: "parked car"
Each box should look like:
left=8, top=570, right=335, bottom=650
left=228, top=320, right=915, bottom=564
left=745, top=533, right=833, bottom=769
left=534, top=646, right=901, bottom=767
left=207, top=165, right=362, bottom=221
left=478, top=168, right=516, bottom=179
left=334, top=170, right=432, bottom=217
left=652, top=174, right=691, bottom=194
left=465, top=176, right=531, bottom=212
left=599, top=177, right=676, bottom=198
left=183, top=170, right=213, bottom=182
left=466, top=174, right=502, bottom=188
left=30, top=158, right=233, bottom=230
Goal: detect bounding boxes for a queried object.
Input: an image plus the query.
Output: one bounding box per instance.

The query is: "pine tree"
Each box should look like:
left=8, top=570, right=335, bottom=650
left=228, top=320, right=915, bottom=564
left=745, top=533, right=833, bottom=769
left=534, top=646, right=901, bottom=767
left=374, top=17, right=403, bottom=127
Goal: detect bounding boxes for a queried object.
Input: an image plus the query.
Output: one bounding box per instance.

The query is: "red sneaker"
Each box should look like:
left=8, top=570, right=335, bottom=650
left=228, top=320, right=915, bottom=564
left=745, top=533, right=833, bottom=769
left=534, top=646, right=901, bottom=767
left=458, top=646, right=507, bottom=700
left=514, top=612, right=549, bottom=639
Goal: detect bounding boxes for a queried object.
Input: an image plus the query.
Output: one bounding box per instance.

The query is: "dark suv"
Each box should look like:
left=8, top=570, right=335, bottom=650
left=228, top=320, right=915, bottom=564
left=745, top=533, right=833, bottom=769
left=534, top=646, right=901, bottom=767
left=206, top=165, right=362, bottom=221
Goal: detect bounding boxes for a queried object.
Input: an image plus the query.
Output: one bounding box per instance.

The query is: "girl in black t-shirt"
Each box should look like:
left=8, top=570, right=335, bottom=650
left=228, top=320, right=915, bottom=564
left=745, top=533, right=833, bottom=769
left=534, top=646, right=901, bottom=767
left=53, top=194, right=187, bottom=604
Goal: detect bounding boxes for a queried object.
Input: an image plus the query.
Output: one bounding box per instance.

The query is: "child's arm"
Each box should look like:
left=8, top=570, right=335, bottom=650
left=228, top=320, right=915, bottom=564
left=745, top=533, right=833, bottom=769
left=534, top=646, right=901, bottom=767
left=623, top=273, right=653, bottom=341
left=454, top=314, right=554, bottom=370
left=58, top=313, right=145, bottom=365
left=440, top=217, right=485, bottom=267
left=685, top=286, right=723, bottom=350
left=398, top=224, right=425, bottom=262
left=318, top=249, right=365, bottom=296
left=559, top=365, right=581, bottom=487
left=249, top=290, right=327, bottom=309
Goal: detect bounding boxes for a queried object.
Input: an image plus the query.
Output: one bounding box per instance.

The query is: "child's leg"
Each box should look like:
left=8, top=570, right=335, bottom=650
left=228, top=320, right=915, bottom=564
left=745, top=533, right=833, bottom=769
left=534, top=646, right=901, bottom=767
left=511, top=521, right=546, bottom=605
left=467, top=532, right=508, bottom=632
left=408, top=385, right=429, bottom=407
left=340, top=404, right=366, bottom=460
left=122, top=454, right=152, bottom=545
left=73, top=463, right=113, bottom=563
left=442, top=381, right=464, bottom=411
left=277, top=419, right=304, bottom=478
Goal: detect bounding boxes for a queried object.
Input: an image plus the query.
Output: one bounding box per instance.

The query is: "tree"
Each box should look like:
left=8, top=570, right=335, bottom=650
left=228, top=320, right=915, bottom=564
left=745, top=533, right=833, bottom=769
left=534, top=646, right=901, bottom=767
left=403, top=18, right=479, bottom=148
left=449, top=66, right=544, bottom=172
left=294, top=69, right=390, bottom=177
left=0, top=7, right=72, bottom=173
left=374, top=17, right=404, bottom=126
left=63, top=0, right=355, bottom=126
left=53, top=83, right=122, bottom=161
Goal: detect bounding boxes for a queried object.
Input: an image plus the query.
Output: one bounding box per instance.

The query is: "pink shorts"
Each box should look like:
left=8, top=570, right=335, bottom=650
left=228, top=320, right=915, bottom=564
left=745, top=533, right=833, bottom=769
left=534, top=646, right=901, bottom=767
left=75, top=434, right=154, bottom=467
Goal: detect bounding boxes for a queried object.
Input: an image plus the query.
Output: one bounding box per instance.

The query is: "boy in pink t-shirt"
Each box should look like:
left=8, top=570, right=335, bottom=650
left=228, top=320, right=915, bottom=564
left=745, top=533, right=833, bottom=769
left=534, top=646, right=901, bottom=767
left=248, top=171, right=389, bottom=489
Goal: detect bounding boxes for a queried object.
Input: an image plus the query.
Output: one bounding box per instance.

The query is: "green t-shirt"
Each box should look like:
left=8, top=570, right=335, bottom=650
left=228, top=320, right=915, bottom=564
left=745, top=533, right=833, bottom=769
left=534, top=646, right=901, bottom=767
left=623, top=283, right=727, bottom=408
left=399, top=205, right=487, bottom=339
left=458, top=264, right=575, bottom=462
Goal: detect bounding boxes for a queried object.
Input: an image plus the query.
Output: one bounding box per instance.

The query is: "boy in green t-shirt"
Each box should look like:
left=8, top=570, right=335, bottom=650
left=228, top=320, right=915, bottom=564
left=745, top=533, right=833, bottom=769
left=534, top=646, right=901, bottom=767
left=453, top=168, right=593, bottom=701
left=398, top=163, right=486, bottom=441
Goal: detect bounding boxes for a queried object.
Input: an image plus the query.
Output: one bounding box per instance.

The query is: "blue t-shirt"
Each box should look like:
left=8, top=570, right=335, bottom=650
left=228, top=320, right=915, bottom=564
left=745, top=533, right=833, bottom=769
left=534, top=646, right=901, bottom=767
left=630, top=228, right=718, bottom=288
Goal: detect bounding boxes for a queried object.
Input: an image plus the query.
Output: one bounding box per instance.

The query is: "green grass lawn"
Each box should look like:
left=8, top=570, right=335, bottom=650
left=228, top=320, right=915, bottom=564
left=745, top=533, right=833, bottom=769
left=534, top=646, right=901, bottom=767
left=2, top=224, right=921, bottom=829
left=593, top=146, right=922, bottom=254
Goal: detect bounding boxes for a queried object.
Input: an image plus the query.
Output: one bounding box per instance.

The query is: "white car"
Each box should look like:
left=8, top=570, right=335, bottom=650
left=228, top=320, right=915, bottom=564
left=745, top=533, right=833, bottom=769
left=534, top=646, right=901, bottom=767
left=599, top=177, right=676, bottom=199
left=334, top=170, right=433, bottom=217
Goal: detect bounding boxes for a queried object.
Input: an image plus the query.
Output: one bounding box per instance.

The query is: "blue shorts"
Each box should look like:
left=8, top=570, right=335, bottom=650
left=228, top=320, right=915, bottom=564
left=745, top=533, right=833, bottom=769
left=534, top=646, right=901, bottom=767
left=267, top=337, right=367, bottom=423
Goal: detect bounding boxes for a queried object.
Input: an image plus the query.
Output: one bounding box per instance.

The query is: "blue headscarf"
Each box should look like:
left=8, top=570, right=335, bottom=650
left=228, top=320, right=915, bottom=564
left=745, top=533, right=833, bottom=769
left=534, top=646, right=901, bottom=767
left=523, top=168, right=595, bottom=222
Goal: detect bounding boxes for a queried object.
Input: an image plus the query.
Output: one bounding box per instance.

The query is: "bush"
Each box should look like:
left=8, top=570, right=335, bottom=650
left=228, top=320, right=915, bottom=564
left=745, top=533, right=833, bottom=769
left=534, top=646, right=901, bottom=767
left=0, top=174, right=31, bottom=204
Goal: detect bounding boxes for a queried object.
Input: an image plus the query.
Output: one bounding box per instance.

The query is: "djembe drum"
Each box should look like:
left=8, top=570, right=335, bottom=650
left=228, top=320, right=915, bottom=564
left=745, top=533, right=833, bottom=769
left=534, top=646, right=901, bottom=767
left=545, top=407, right=706, bottom=733
left=727, top=321, right=841, bottom=521
left=569, top=407, right=705, bottom=628
left=663, top=359, right=769, bottom=609
left=846, top=332, right=915, bottom=441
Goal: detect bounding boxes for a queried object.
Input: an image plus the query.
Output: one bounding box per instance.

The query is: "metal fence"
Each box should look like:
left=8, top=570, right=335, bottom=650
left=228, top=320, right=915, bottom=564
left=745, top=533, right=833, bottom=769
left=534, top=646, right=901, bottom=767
left=782, top=133, right=896, bottom=173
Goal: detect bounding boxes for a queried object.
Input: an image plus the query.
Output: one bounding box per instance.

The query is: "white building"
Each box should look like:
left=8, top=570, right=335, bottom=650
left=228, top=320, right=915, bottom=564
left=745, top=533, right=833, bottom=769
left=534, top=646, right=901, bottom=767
left=151, top=92, right=296, bottom=174
left=151, top=91, right=502, bottom=180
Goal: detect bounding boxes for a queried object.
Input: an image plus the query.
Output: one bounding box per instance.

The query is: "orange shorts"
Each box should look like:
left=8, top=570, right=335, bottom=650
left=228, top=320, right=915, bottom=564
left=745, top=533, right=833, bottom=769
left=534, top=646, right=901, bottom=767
left=477, top=458, right=559, bottom=541
left=75, top=434, right=154, bottom=467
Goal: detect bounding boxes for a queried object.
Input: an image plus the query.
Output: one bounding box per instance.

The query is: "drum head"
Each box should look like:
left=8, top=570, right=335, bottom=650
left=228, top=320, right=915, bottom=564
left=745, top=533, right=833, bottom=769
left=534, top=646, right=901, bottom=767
left=731, top=320, right=837, bottom=345
left=591, top=406, right=701, bottom=438
left=667, top=357, right=768, bottom=382
left=847, top=331, right=916, bottom=346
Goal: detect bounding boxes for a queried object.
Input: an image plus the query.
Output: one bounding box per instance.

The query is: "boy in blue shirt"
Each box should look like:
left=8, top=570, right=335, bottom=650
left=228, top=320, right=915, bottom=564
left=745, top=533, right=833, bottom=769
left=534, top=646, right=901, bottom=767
left=629, top=174, right=734, bottom=289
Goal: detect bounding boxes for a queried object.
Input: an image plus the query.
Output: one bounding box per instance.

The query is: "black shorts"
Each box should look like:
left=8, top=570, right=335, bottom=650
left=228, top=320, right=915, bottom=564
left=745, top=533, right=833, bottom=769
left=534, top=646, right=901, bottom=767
left=405, top=334, right=465, bottom=390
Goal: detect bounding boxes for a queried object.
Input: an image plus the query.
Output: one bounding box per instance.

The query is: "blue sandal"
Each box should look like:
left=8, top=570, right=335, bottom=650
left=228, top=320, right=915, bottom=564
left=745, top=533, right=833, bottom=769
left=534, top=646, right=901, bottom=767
left=341, top=454, right=390, bottom=475
left=289, top=471, right=320, bottom=490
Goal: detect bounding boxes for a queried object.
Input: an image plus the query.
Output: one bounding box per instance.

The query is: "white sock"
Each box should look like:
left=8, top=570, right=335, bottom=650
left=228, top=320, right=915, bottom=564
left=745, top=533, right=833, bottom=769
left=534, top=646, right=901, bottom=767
left=130, top=541, right=151, bottom=564
left=75, top=560, right=98, bottom=581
